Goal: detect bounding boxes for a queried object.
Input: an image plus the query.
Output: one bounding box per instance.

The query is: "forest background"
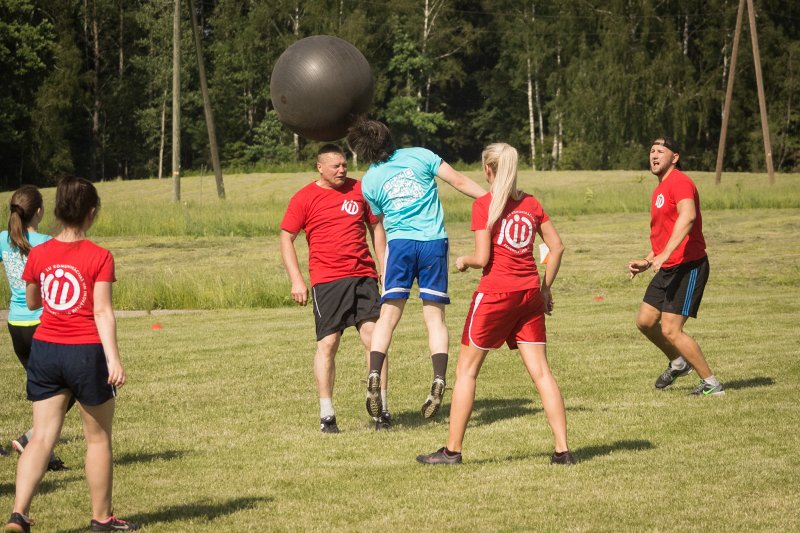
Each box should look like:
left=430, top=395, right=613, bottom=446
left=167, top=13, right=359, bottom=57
left=2, top=0, right=799, bottom=190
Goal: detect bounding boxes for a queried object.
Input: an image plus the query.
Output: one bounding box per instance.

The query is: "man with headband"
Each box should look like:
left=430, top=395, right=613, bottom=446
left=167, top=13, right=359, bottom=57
left=628, top=137, right=724, bottom=396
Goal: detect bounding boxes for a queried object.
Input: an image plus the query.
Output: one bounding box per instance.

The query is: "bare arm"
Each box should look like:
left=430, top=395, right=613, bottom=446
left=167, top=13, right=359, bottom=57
left=94, top=281, right=126, bottom=388
left=367, top=217, right=387, bottom=275
left=279, top=229, right=309, bottom=306
left=651, top=198, right=696, bottom=272
left=538, top=220, right=565, bottom=315
left=436, top=162, right=486, bottom=199
left=26, top=282, right=42, bottom=310
left=456, top=229, right=491, bottom=271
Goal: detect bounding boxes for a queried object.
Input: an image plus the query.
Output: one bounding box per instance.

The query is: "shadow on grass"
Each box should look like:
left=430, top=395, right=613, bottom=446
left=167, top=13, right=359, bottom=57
left=575, top=439, right=655, bottom=462
left=391, top=398, right=592, bottom=430
left=56, top=496, right=271, bottom=533
left=0, top=473, right=80, bottom=497
left=724, top=376, right=775, bottom=390
left=114, top=449, right=189, bottom=465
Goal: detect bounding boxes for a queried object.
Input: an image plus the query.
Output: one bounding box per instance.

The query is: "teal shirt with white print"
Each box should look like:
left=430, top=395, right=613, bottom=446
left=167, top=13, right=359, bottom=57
left=361, top=147, right=446, bottom=242
left=0, top=230, right=50, bottom=323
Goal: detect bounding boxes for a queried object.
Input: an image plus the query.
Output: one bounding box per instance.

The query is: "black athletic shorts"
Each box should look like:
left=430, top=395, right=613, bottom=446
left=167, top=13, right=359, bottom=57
left=643, top=256, right=710, bottom=318
left=27, top=339, right=116, bottom=405
left=8, top=323, right=38, bottom=369
left=311, top=276, right=381, bottom=341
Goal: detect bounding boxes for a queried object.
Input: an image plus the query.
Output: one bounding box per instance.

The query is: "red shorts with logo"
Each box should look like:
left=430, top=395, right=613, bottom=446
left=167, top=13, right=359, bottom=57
left=461, top=288, right=546, bottom=350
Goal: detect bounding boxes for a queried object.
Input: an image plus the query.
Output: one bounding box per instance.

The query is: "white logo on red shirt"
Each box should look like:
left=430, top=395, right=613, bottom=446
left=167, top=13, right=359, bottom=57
left=341, top=199, right=360, bottom=215
left=655, top=193, right=665, bottom=208
left=40, top=265, right=86, bottom=313
left=497, top=212, right=534, bottom=251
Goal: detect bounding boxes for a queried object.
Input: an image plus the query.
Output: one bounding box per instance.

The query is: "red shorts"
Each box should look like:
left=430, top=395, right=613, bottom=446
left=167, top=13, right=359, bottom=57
left=461, top=288, right=546, bottom=350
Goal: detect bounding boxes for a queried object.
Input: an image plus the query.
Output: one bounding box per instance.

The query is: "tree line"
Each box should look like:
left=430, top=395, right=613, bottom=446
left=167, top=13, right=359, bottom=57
left=2, top=0, right=799, bottom=190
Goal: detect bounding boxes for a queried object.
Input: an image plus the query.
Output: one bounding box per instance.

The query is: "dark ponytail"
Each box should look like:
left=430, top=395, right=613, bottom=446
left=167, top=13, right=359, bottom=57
left=7, top=185, right=43, bottom=256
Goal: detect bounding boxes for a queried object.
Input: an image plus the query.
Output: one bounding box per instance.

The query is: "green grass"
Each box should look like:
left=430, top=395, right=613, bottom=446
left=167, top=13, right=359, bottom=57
left=0, top=172, right=799, bottom=531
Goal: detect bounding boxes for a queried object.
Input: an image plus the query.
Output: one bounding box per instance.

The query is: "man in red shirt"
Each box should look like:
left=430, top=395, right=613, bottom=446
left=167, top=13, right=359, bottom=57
left=281, top=144, right=389, bottom=432
left=628, top=137, right=723, bottom=396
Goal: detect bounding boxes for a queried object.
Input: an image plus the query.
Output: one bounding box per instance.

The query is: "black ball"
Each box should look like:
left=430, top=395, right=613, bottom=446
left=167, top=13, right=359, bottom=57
left=270, top=35, right=374, bottom=141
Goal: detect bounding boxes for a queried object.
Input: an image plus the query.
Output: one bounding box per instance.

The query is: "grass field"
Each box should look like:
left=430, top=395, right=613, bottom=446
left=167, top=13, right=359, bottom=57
left=1, top=171, right=799, bottom=531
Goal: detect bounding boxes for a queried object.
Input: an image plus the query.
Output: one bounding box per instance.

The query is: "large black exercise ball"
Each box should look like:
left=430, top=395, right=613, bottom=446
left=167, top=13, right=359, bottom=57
left=270, top=35, right=374, bottom=141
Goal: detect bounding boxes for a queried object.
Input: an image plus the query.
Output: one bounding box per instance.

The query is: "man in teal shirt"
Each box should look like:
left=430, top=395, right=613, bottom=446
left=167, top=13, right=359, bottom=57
left=348, top=119, right=485, bottom=420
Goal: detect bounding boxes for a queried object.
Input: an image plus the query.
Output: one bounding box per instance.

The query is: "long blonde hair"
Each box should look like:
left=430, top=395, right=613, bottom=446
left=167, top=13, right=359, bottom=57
left=484, top=143, right=522, bottom=230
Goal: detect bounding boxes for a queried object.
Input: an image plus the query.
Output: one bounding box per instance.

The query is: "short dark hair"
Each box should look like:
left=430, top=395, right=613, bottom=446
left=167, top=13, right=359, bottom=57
left=346, top=118, right=395, bottom=164
left=317, top=144, right=345, bottom=159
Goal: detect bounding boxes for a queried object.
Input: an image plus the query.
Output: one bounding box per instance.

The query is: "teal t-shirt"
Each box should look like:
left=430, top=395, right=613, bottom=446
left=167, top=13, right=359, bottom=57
left=361, top=147, right=446, bottom=242
left=0, top=230, right=50, bottom=323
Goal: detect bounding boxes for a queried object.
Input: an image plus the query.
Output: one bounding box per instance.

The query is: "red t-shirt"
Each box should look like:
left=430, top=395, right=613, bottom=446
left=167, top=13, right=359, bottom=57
left=471, top=192, right=549, bottom=293
left=281, top=178, right=379, bottom=287
left=22, top=239, right=116, bottom=344
left=650, top=168, right=706, bottom=267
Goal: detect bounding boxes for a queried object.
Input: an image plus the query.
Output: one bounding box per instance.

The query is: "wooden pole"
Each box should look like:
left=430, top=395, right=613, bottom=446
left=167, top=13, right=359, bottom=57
left=746, top=0, right=775, bottom=184
left=171, top=0, right=181, bottom=202
left=188, top=0, right=225, bottom=199
left=715, top=0, right=744, bottom=185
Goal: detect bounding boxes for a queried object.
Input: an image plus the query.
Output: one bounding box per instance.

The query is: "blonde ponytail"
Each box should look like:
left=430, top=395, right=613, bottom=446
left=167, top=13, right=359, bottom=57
left=484, top=143, right=521, bottom=230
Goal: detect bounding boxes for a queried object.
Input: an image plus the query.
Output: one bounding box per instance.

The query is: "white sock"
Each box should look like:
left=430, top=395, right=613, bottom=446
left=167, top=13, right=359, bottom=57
left=704, top=375, right=720, bottom=387
left=319, top=398, right=334, bottom=419
left=670, top=357, right=687, bottom=370
left=381, top=389, right=388, bottom=412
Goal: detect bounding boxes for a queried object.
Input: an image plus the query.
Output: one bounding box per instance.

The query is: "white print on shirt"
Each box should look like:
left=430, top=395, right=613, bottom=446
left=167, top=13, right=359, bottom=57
left=40, top=264, right=87, bottom=314
left=496, top=211, right=535, bottom=252
left=383, top=169, right=424, bottom=209
left=655, top=193, right=665, bottom=208
left=341, top=199, right=360, bottom=215
left=1, top=250, right=26, bottom=290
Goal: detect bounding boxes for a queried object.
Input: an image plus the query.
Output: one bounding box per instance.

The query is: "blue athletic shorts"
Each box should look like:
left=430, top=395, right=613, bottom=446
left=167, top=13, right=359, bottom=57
left=27, top=339, right=116, bottom=405
left=382, top=238, right=450, bottom=304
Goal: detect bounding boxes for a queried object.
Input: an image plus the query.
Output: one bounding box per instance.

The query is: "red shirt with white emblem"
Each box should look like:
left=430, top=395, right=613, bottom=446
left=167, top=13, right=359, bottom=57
left=471, top=192, right=549, bottom=293
left=281, top=177, right=379, bottom=287
left=22, top=239, right=116, bottom=344
left=650, top=168, right=706, bottom=267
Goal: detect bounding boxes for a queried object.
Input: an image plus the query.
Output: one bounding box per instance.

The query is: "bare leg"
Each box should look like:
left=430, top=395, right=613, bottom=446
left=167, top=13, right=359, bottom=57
left=635, top=302, right=683, bottom=362
left=422, top=301, right=449, bottom=356
left=660, top=312, right=712, bottom=378
left=80, top=399, right=116, bottom=521
left=314, top=332, right=341, bottom=400
left=369, top=299, right=406, bottom=355
left=446, top=343, right=488, bottom=453
left=518, top=344, right=569, bottom=453
left=12, top=392, right=71, bottom=515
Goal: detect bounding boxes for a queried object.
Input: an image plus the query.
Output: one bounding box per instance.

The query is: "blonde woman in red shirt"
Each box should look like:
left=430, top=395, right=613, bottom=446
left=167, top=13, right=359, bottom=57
left=417, top=143, right=574, bottom=465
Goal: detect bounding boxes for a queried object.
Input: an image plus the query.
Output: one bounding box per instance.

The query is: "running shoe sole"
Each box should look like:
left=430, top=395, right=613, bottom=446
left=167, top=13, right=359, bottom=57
left=421, top=378, right=445, bottom=419
left=365, top=372, right=382, bottom=418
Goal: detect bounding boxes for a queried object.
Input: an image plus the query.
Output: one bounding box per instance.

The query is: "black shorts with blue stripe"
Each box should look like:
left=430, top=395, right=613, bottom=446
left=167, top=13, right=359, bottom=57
left=643, top=256, right=709, bottom=318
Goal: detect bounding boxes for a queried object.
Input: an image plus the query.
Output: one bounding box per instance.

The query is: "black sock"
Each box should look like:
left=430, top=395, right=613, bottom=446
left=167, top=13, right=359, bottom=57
left=431, top=352, right=448, bottom=381
left=369, top=351, right=386, bottom=375
left=444, top=447, right=461, bottom=457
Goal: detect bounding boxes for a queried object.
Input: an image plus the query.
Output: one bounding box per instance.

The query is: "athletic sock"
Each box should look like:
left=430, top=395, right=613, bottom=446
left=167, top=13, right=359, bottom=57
left=369, top=351, right=386, bottom=375
left=320, top=398, right=335, bottom=419
left=444, top=447, right=461, bottom=457
left=381, top=389, right=388, bottom=412
left=704, top=375, right=720, bottom=387
left=431, top=352, right=448, bottom=381
left=670, top=356, right=687, bottom=370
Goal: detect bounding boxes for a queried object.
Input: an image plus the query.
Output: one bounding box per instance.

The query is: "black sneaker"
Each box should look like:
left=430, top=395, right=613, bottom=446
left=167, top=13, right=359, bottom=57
left=365, top=371, right=382, bottom=418
left=0, top=446, right=7, bottom=457
left=5, top=513, right=31, bottom=533
left=416, top=446, right=462, bottom=465
left=320, top=415, right=340, bottom=434
left=89, top=515, right=140, bottom=531
left=550, top=450, right=576, bottom=465
left=10, top=435, right=28, bottom=455
left=654, top=363, right=693, bottom=389
left=374, top=411, right=392, bottom=431
left=421, top=377, right=446, bottom=419
left=690, top=379, right=725, bottom=396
